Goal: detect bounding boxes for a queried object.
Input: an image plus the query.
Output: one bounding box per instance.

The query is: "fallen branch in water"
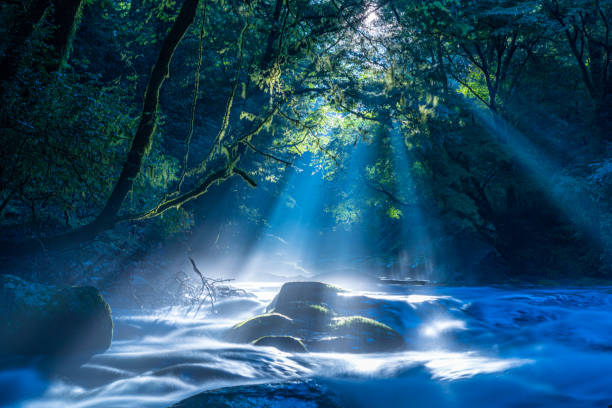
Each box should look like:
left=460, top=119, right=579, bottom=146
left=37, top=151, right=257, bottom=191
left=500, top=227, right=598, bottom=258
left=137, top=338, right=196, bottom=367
left=188, top=257, right=245, bottom=316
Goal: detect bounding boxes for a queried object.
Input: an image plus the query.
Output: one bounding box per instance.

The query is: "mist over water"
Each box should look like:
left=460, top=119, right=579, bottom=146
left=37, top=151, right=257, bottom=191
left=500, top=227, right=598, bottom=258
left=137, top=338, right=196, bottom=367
left=3, top=281, right=611, bottom=408
left=3, top=140, right=609, bottom=408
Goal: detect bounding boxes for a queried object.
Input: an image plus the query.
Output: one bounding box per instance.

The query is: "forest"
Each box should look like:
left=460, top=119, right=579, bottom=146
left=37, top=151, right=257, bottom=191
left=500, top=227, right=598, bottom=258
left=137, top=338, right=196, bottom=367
left=0, top=0, right=611, bottom=407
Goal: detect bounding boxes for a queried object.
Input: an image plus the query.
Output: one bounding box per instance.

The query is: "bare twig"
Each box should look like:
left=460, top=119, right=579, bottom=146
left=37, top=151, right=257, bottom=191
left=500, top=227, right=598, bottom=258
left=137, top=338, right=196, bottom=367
left=188, top=257, right=238, bottom=316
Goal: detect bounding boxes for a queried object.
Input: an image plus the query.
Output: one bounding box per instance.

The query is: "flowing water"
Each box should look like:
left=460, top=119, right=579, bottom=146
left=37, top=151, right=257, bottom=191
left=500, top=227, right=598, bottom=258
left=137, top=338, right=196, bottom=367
left=2, top=282, right=612, bottom=407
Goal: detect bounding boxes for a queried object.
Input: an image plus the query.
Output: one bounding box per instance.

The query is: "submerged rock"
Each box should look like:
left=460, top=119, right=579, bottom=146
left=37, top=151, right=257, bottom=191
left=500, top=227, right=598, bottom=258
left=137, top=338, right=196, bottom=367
left=170, top=379, right=342, bottom=408
left=252, top=336, right=307, bottom=353
left=228, top=281, right=405, bottom=353
left=0, top=274, right=113, bottom=367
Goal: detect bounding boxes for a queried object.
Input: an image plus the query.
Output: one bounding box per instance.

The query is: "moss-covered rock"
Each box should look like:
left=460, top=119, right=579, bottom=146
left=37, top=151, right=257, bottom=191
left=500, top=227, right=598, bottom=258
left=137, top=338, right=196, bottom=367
left=228, top=282, right=406, bottom=354
left=325, top=316, right=404, bottom=352
left=273, top=301, right=334, bottom=329
left=267, top=281, right=341, bottom=314
left=252, top=335, right=307, bottom=353
left=266, top=281, right=341, bottom=331
left=332, top=315, right=395, bottom=333
left=0, top=274, right=113, bottom=366
left=226, top=313, right=293, bottom=343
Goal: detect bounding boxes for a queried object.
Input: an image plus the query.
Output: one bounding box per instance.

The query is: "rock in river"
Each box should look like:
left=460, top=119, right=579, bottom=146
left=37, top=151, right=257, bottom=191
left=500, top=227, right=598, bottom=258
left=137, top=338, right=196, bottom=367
left=227, top=281, right=405, bottom=353
left=0, top=274, right=113, bottom=367
left=252, top=336, right=307, bottom=353
left=227, top=313, right=294, bottom=343
left=170, top=379, right=342, bottom=408
left=268, top=281, right=342, bottom=315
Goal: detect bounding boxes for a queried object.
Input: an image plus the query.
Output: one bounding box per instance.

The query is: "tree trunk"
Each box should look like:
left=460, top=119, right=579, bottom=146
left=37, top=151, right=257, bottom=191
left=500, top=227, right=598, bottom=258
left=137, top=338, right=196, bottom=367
left=45, top=0, right=84, bottom=72
left=0, top=0, right=202, bottom=257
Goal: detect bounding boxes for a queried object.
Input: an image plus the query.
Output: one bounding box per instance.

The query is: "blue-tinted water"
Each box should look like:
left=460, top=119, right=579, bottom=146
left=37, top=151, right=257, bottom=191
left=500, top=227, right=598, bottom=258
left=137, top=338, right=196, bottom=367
left=2, top=283, right=611, bottom=407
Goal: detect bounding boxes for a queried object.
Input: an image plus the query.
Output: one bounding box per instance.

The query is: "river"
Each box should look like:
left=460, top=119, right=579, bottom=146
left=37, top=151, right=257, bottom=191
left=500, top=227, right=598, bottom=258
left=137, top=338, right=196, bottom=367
left=2, top=282, right=611, bottom=407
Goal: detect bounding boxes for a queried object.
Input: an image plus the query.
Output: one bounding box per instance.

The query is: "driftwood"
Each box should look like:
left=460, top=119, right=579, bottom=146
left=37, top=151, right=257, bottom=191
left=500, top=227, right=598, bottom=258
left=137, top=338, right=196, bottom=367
left=188, top=257, right=246, bottom=316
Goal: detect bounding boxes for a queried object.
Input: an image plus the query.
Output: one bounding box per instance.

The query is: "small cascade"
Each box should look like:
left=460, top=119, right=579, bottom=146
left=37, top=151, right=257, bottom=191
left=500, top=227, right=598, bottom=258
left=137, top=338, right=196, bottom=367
left=2, top=283, right=611, bottom=408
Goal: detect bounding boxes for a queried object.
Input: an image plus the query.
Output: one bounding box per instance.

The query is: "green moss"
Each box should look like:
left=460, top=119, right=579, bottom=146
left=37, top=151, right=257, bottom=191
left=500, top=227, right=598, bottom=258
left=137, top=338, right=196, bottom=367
left=323, top=315, right=404, bottom=352
left=270, top=301, right=335, bottom=330
left=227, top=313, right=294, bottom=343
left=332, top=316, right=394, bottom=332
left=232, top=313, right=291, bottom=329
left=324, top=283, right=344, bottom=292
left=308, top=304, right=331, bottom=315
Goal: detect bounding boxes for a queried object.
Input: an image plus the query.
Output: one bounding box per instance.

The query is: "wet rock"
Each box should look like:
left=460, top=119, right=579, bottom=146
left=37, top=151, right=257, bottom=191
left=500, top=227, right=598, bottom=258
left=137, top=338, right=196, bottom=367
left=226, top=313, right=294, bottom=343
left=267, top=282, right=340, bottom=330
left=170, top=379, right=343, bottom=408
left=318, top=316, right=404, bottom=353
left=278, top=301, right=335, bottom=330
left=252, top=336, right=307, bottom=353
left=0, top=274, right=113, bottom=367
left=228, top=282, right=405, bottom=353
left=268, top=281, right=341, bottom=315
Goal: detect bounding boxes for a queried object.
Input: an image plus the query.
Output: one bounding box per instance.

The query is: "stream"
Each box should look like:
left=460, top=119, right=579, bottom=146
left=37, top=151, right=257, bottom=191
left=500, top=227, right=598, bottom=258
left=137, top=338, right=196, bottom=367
left=2, top=282, right=612, bottom=407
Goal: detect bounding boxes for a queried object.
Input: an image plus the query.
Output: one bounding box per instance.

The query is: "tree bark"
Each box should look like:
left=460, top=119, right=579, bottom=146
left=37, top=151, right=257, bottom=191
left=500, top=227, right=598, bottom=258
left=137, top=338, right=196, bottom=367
left=93, top=0, right=200, bottom=227
left=45, top=0, right=84, bottom=71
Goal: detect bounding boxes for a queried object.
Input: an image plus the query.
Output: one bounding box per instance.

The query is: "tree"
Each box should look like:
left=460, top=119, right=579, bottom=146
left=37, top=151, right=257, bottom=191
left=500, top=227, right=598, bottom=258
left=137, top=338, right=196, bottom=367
left=543, top=0, right=612, bottom=138
left=0, top=0, right=202, bottom=256
left=390, top=0, right=542, bottom=112
left=0, top=0, right=368, bottom=257
left=0, top=0, right=84, bottom=88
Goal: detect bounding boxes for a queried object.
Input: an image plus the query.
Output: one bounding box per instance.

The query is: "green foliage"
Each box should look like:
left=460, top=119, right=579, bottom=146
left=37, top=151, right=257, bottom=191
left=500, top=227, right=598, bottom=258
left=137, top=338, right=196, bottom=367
left=327, top=196, right=362, bottom=227
left=0, top=0, right=609, bottom=280
left=387, top=207, right=402, bottom=220
left=0, top=69, right=134, bottom=230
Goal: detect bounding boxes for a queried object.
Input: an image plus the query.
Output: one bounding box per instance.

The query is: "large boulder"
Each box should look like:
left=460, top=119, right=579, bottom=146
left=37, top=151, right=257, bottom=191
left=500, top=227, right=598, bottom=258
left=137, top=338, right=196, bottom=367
left=268, top=281, right=341, bottom=314
left=267, top=282, right=340, bottom=329
left=228, top=281, right=405, bottom=353
left=0, top=275, right=113, bottom=366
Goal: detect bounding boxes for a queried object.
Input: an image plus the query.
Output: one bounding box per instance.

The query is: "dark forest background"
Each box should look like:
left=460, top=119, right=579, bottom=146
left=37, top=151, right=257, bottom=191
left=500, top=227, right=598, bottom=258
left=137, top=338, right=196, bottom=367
left=0, top=0, right=610, bottom=299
